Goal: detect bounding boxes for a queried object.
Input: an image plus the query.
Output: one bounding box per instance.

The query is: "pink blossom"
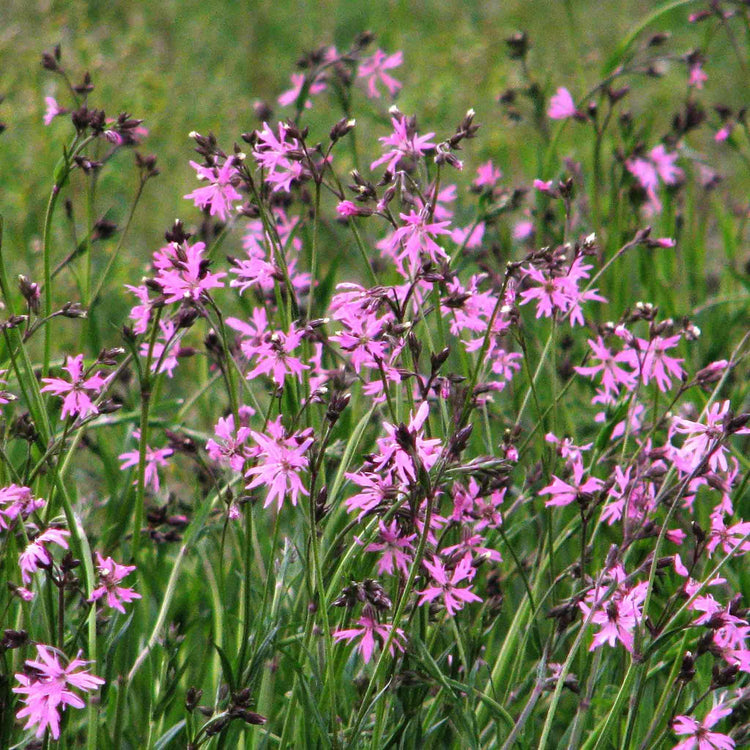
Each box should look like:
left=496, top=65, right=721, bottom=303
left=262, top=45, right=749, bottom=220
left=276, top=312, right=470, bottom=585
left=139, top=320, right=182, bottom=378
left=706, top=514, right=750, bottom=557
left=118, top=430, right=173, bottom=493
left=370, top=114, right=435, bottom=173
left=155, top=240, right=226, bottom=303
left=125, top=283, right=153, bottom=334
left=344, top=471, right=399, bottom=520
left=0, top=485, right=44, bottom=530
left=41, top=355, right=107, bottom=420
left=244, top=324, right=309, bottom=387
left=358, top=49, right=403, bottom=99
left=333, top=614, right=406, bottom=663
left=639, top=334, right=685, bottom=392
left=688, top=63, right=708, bottom=89
left=473, top=160, right=502, bottom=189
left=278, top=72, right=327, bottom=108
left=672, top=704, right=734, bottom=750
left=539, top=458, right=604, bottom=508
left=548, top=87, right=577, bottom=119
left=671, top=400, right=747, bottom=474
left=417, top=554, right=482, bottom=616
left=19, top=528, right=70, bottom=584
left=244, top=421, right=313, bottom=511
left=373, top=402, right=442, bottom=486
left=89, top=552, right=142, bottom=614
left=513, top=219, right=535, bottom=241
left=579, top=580, right=648, bottom=653
left=252, top=121, right=306, bottom=193
left=13, top=645, right=104, bottom=739
left=184, top=158, right=242, bottom=223
left=206, top=414, right=252, bottom=472
left=331, top=312, right=389, bottom=373
left=43, top=96, right=62, bottom=126
left=365, top=519, right=416, bottom=576
left=715, top=124, right=734, bottom=142
left=575, top=336, right=637, bottom=395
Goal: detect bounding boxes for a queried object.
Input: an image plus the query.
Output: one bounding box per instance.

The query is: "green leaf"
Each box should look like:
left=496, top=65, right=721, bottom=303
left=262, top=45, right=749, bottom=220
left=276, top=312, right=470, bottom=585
left=153, top=720, right=186, bottom=750
left=602, top=0, right=700, bottom=76
left=214, top=642, right=237, bottom=694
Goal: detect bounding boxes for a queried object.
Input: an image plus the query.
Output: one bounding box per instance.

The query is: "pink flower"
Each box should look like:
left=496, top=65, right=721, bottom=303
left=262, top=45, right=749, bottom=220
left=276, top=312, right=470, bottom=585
left=688, top=63, right=708, bottom=89
left=373, top=402, right=442, bottom=486
left=370, top=114, right=435, bottom=173
left=331, top=312, right=389, bottom=373
left=639, top=334, right=685, bottom=392
left=125, top=283, right=153, bottom=334
left=89, top=552, right=142, bottom=614
left=19, top=528, right=70, bottom=584
left=43, top=96, right=62, bottom=126
left=575, top=336, right=637, bottom=396
left=278, top=72, right=327, bottom=108
left=579, top=580, right=648, bottom=653
left=41, top=355, right=107, bottom=420
left=706, top=514, right=750, bottom=557
left=155, top=240, right=226, bottom=303
left=244, top=324, right=309, bottom=387
left=417, top=554, right=482, bottom=616
left=548, top=87, right=576, bottom=119
left=139, top=320, right=183, bottom=378
left=513, top=219, right=535, bottom=241
left=715, top=123, right=734, bottom=142
left=539, top=458, right=604, bottom=508
left=671, top=400, right=747, bottom=474
left=333, top=614, right=406, bottom=663
left=358, top=49, right=403, bottom=99
left=206, top=414, right=252, bottom=472
left=473, top=160, right=502, bottom=189
left=365, top=520, right=416, bottom=576
left=344, top=471, right=399, bottom=520
left=118, top=430, right=173, bottom=493
left=385, top=208, right=451, bottom=276
left=184, top=158, right=242, bottom=223
left=0, top=485, right=44, bottom=530
left=244, top=421, right=313, bottom=511
left=672, top=704, right=734, bottom=750
left=252, top=121, right=306, bottom=193
left=13, top=645, right=104, bottom=739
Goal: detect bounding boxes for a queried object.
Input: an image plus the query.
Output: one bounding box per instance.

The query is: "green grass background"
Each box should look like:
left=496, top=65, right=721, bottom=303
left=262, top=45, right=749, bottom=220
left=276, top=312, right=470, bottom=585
left=2, top=0, right=747, bottom=267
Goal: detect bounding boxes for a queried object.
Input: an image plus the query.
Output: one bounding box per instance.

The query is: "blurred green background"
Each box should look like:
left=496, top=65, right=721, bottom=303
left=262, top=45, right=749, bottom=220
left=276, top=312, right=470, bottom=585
left=0, top=0, right=747, bottom=270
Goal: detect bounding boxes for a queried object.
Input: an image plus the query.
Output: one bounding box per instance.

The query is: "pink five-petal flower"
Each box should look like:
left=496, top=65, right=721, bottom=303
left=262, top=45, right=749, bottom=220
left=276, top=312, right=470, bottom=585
left=358, top=49, right=403, bottom=99
left=184, top=158, right=242, bottom=223
left=473, top=160, right=502, bottom=189
left=19, top=528, right=70, bottom=584
left=370, top=114, right=435, bottom=173
left=13, top=645, right=104, bottom=740
left=365, top=519, right=416, bottom=576
left=118, top=430, right=173, bottom=493
left=539, top=459, right=604, bottom=508
left=41, top=355, right=107, bottom=420
left=333, top=614, right=406, bottom=663
left=244, top=325, right=309, bottom=387
left=277, top=72, right=327, bottom=108
left=89, top=552, right=141, bottom=614
left=206, top=414, right=252, bottom=473
left=244, top=424, right=313, bottom=511
left=672, top=703, right=734, bottom=750
left=417, top=554, right=482, bottom=616
left=43, top=96, right=62, bottom=126
left=155, top=240, right=226, bottom=304
left=548, top=87, right=577, bottom=119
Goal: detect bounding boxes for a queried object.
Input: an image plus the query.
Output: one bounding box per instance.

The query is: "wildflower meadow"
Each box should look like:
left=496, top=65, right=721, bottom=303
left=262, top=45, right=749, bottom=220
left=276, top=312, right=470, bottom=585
left=1, top=2, right=750, bottom=748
